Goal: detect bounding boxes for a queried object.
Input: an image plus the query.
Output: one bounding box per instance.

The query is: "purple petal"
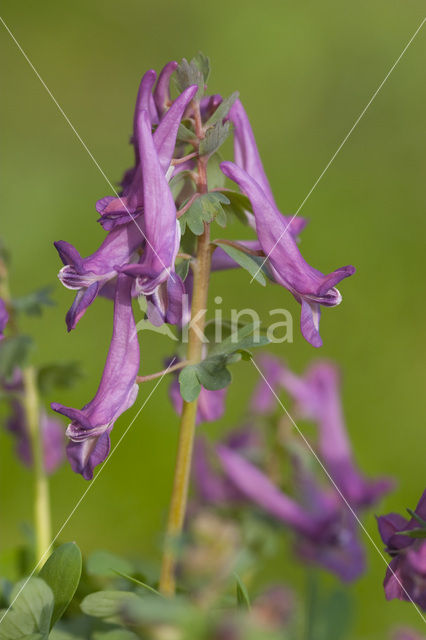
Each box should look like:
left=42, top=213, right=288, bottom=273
left=251, top=353, right=287, bottom=413
left=130, top=110, right=179, bottom=294
left=153, top=61, right=178, bottom=116
left=220, top=161, right=355, bottom=347
left=0, top=298, right=9, bottom=340
left=169, top=377, right=226, bottom=425
left=52, top=274, right=140, bottom=479
left=154, top=85, right=198, bottom=173
left=217, top=445, right=317, bottom=537
left=228, top=99, right=306, bottom=238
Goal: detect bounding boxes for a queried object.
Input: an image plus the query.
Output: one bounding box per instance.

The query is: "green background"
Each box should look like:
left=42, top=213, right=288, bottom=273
left=1, top=1, right=425, bottom=637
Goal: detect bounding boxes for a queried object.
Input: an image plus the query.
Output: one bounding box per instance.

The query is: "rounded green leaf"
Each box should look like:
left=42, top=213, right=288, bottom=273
left=38, top=542, right=82, bottom=628
left=80, top=591, right=139, bottom=619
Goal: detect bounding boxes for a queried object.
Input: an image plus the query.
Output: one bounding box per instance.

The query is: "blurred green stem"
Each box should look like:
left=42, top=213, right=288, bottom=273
left=159, top=102, right=211, bottom=596
left=23, top=366, right=51, bottom=565
left=0, top=254, right=51, bottom=565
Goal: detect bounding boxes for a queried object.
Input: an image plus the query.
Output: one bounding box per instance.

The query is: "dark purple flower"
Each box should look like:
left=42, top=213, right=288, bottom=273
left=228, top=99, right=307, bottom=238
left=5, top=400, right=65, bottom=474
left=220, top=161, right=355, bottom=347
left=51, top=274, right=140, bottom=480
left=377, top=491, right=426, bottom=611
left=55, top=224, right=142, bottom=331
left=169, top=377, right=226, bottom=425
left=0, top=298, right=9, bottom=339
left=217, top=445, right=365, bottom=581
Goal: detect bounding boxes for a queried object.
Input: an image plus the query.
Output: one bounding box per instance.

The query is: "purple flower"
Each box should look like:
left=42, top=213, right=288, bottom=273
left=220, top=161, right=355, bottom=347
left=169, top=377, right=227, bottom=425
left=5, top=400, right=65, bottom=474
left=116, top=110, right=180, bottom=295
left=153, top=61, right=178, bottom=116
left=55, top=224, right=142, bottom=331
left=51, top=274, right=140, bottom=480
left=0, top=298, right=8, bottom=339
left=377, top=490, right=426, bottom=611
left=97, top=84, right=197, bottom=230
left=217, top=444, right=365, bottom=581
left=229, top=99, right=306, bottom=238
left=255, top=356, right=393, bottom=508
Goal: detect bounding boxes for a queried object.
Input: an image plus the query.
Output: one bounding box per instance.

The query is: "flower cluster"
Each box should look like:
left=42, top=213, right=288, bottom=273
left=53, top=56, right=355, bottom=479
left=193, top=354, right=393, bottom=582
left=378, top=490, right=426, bottom=611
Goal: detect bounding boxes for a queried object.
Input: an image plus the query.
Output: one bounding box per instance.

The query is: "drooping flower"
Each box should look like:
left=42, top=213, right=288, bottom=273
left=97, top=84, right=198, bottom=230
left=220, top=161, right=355, bottom=347
left=51, top=274, right=140, bottom=480
left=5, top=400, right=65, bottom=474
left=0, top=298, right=9, bottom=339
left=117, top=110, right=180, bottom=295
left=252, top=355, right=393, bottom=508
left=217, top=444, right=365, bottom=581
left=228, top=99, right=306, bottom=238
left=55, top=223, right=142, bottom=331
left=377, top=490, right=426, bottom=611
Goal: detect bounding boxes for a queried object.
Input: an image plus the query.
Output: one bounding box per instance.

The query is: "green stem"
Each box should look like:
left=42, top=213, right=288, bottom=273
left=159, top=103, right=211, bottom=596
left=22, top=366, right=51, bottom=565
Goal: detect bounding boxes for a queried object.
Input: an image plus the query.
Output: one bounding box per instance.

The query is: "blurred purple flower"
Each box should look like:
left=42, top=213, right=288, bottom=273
left=220, top=161, right=355, bottom=347
left=0, top=298, right=8, bottom=339
left=51, top=274, right=139, bottom=480
left=216, top=444, right=365, bottom=581
left=252, top=354, right=393, bottom=509
left=5, top=400, right=65, bottom=474
left=392, top=629, right=426, bottom=640
left=377, top=490, right=426, bottom=611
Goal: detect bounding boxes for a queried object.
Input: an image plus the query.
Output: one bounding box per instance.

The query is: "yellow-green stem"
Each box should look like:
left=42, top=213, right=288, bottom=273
left=23, top=365, right=52, bottom=565
left=159, top=108, right=211, bottom=593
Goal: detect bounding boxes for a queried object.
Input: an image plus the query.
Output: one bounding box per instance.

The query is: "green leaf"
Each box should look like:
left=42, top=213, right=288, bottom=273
left=234, top=573, right=250, bottom=610
left=175, top=58, right=204, bottom=99
left=122, top=594, right=192, bottom=626
left=38, top=543, right=82, bottom=628
left=220, top=189, right=253, bottom=225
left=179, top=192, right=230, bottom=236
left=175, top=259, right=191, bottom=282
left=0, top=609, right=35, bottom=640
left=0, top=335, right=34, bottom=380
left=86, top=550, right=133, bottom=579
left=199, top=121, right=231, bottom=157
left=395, top=527, right=426, bottom=539
left=196, top=355, right=232, bottom=391
left=407, top=508, right=426, bottom=527
left=211, top=322, right=269, bottom=357
left=206, top=153, right=226, bottom=190
left=37, top=362, right=83, bottom=395
left=214, top=242, right=266, bottom=286
left=178, top=366, right=201, bottom=402
left=192, top=51, right=210, bottom=84
left=12, top=287, right=55, bottom=316
left=204, top=91, right=239, bottom=129
left=168, top=170, right=195, bottom=200
left=112, top=570, right=162, bottom=597
left=80, top=591, right=139, bottom=619
left=176, top=122, right=196, bottom=143
left=8, top=577, right=54, bottom=638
